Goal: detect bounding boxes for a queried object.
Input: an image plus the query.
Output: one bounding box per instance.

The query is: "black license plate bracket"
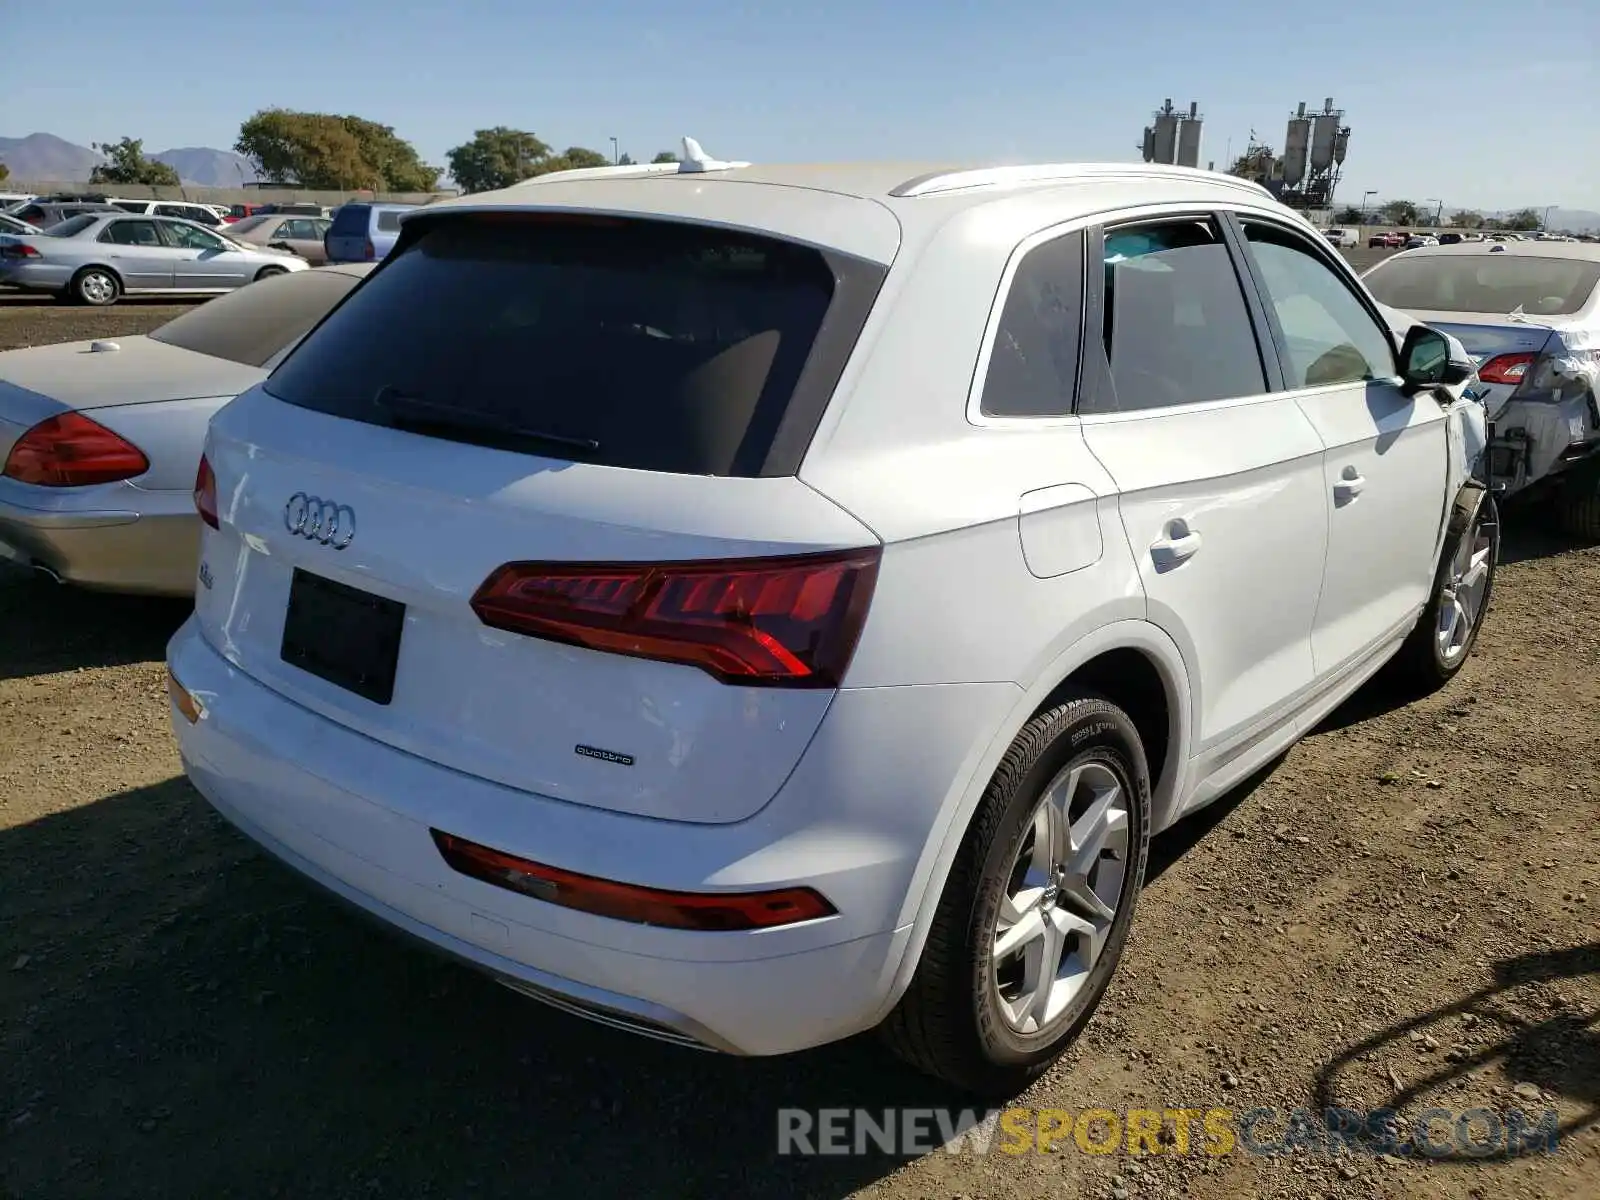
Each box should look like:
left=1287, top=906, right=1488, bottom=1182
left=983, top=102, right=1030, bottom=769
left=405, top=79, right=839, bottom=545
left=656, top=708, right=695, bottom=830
left=280, top=568, right=405, bottom=705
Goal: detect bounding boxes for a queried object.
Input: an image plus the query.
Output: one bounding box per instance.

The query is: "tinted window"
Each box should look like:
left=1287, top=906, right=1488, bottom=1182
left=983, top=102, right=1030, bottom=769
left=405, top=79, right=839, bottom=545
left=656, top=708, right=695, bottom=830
left=227, top=215, right=272, bottom=235
left=1364, top=254, right=1600, bottom=317
left=100, top=219, right=163, bottom=247
left=329, top=205, right=370, bottom=235
left=42, top=215, right=99, bottom=238
left=266, top=216, right=870, bottom=476
left=375, top=209, right=407, bottom=233
left=150, top=269, right=363, bottom=367
left=112, top=200, right=146, bottom=213
left=1242, top=222, right=1396, bottom=387
left=1092, top=219, right=1266, bottom=413
left=980, top=230, right=1084, bottom=417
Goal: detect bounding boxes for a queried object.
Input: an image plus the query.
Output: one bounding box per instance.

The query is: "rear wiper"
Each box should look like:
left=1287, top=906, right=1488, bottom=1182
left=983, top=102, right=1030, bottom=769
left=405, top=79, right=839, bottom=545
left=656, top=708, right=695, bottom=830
left=371, top=385, right=600, bottom=453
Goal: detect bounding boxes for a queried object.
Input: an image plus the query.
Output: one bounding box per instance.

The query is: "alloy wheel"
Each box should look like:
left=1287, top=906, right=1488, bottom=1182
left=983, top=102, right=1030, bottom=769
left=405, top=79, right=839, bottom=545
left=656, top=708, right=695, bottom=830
left=80, top=272, right=115, bottom=304
left=992, top=760, right=1130, bottom=1034
left=1436, top=508, right=1494, bottom=665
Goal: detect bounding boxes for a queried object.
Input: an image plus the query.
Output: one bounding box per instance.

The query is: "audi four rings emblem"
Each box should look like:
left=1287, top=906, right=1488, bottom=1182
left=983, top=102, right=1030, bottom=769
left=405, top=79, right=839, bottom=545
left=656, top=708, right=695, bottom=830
left=283, top=492, right=357, bottom=550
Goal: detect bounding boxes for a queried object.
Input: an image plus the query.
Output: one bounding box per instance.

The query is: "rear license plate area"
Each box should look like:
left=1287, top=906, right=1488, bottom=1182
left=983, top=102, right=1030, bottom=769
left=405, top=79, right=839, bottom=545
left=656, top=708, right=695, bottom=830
left=280, top=568, right=405, bottom=704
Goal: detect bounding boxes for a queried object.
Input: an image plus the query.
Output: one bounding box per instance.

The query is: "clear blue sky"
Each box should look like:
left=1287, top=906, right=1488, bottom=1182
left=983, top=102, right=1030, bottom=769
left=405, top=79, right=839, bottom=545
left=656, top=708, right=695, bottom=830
left=6, top=0, right=1597, bottom=212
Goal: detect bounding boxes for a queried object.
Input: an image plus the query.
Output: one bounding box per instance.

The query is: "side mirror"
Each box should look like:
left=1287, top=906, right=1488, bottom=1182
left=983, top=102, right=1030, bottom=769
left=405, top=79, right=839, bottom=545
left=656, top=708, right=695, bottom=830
left=1398, top=325, right=1473, bottom=394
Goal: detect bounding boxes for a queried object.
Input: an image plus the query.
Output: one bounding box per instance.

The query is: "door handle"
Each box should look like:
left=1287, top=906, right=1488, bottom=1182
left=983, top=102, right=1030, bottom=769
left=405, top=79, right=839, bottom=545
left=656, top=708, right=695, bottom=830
left=1150, top=520, right=1202, bottom=571
left=1334, top=466, right=1366, bottom=504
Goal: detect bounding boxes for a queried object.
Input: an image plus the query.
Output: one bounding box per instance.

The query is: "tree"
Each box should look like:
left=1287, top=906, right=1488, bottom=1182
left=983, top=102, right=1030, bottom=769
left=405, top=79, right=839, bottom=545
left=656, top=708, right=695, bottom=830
left=544, top=146, right=610, bottom=172
left=1379, top=199, right=1419, bottom=226
left=617, top=153, right=635, bottom=166
left=1334, top=206, right=1366, bottom=225
left=1503, top=208, right=1542, bottom=231
left=446, top=127, right=551, bottom=193
left=0, top=160, right=9, bottom=184
left=651, top=151, right=678, bottom=164
left=88, top=137, right=180, bottom=186
left=341, top=116, right=439, bottom=192
left=236, top=109, right=438, bottom=191
left=1449, top=210, right=1483, bottom=229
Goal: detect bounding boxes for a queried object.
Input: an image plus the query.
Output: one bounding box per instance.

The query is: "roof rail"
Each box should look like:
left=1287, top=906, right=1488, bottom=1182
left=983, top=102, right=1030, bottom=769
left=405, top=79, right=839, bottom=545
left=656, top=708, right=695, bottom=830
left=515, top=136, right=750, bottom=186
left=889, top=162, right=1273, bottom=200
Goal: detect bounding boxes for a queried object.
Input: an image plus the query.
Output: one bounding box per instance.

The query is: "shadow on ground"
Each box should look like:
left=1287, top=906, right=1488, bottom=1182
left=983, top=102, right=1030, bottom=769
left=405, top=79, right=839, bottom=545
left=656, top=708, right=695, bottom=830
left=0, top=565, right=190, bottom=681
left=1, top=778, right=974, bottom=1200
left=1313, top=942, right=1599, bottom=1157
left=1496, top=497, right=1595, bottom=566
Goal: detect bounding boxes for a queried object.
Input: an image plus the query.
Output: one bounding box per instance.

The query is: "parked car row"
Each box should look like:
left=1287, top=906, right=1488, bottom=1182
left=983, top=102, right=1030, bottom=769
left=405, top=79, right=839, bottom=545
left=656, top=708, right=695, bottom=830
left=1, top=192, right=423, bottom=272
left=0, top=212, right=308, bottom=304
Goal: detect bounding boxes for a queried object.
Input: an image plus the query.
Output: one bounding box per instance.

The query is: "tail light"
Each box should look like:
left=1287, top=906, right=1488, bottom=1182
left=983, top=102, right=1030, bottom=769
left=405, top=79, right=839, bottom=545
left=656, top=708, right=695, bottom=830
left=1477, top=353, right=1535, bottom=385
left=470, top=547, right=881, bottom=687
left=431, top=829, right=835, bottom=931
left=2, top=412, right=148, bottom=486
left=194, top=453, right=219, bottom=528
left=0, top=242, right=41, bottom=259
left=363, top=239, right=375, bottom=260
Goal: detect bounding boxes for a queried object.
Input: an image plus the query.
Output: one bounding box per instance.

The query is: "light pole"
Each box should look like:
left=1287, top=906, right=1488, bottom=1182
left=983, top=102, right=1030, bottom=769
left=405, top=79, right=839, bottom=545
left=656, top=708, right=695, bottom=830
left=610, top=137, right=619, bottom=166
left=1425, top=198, right=1443, bottom=227
left=1543, top=204, right=1554, bottom=231
left=1362, top=189, right=1377, bottom=222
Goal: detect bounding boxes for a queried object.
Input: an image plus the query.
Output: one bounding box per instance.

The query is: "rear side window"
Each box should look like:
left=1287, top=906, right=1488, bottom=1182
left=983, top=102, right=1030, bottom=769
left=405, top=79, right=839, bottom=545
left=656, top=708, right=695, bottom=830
left=265, top=216, right=882, bottom=476
left=375, top=209, right=406, bottom=232
left=1090, top=219, right=1267, bottom=413
left=329, top=205, right=370, bottom=235
left=42, top=215, right=99, bottom=238
left=150, top=269, right=362, bottom=367
left=980, top=230, right=1084, bottom=417
left=100, top=219, right=162, bottom=247
left=1364, top=254, right=1600, bottom=317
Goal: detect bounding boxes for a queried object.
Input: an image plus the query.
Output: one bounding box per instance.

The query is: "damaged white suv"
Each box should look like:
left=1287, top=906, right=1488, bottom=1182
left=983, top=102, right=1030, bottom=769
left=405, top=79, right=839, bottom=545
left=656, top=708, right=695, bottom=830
left=167, top=147, right=1495, bottom=1096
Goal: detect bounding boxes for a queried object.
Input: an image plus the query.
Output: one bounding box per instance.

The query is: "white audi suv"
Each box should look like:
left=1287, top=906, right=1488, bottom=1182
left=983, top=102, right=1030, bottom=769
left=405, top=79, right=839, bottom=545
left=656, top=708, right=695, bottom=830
left=167, top=146, right=1495, bottom=1095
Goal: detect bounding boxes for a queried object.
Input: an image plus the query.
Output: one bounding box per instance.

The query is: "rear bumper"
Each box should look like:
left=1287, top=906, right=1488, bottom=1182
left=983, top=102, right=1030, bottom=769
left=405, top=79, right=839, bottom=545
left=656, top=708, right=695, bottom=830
left=0, top=480, right=198, bottom=594
left=0, top=262, right=72, bottom=292
left=167, top=619, right=1018, bottom=1055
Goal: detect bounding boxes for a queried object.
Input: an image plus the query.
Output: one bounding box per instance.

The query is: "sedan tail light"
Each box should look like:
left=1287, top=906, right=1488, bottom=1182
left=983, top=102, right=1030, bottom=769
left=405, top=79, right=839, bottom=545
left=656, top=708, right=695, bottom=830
left=1477, top=353, right=1536, bottom=385
left=469, top=547, right=881, bottom=687
left=0, top=242, right=41, bottom=259
left=194, top=453, right=219, bottom=529
left=2, top=412, right=148, bottom=486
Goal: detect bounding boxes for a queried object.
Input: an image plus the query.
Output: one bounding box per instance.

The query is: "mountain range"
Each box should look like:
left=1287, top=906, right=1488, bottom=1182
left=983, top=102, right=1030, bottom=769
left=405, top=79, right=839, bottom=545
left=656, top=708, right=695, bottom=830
left=0, top=133, right=259, bottom=187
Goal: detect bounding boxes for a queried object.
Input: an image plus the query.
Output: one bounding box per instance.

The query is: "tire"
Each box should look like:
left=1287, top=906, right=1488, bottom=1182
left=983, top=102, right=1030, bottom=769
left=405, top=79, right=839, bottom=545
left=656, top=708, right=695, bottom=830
left=1558, top=483, right=1600, bottom=541
left=880, top=693, right=1152, bottom=1097
left=254, top=265, right=288, bottom=282
left=1387, top=491, right=1499, bottom=693
left=71, top=267, right=120, bottom=307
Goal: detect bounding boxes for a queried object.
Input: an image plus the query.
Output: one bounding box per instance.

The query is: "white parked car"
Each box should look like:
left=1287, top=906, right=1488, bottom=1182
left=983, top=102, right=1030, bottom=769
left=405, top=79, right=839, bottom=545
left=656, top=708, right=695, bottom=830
left=166, top=146, right=1495, bottom=1095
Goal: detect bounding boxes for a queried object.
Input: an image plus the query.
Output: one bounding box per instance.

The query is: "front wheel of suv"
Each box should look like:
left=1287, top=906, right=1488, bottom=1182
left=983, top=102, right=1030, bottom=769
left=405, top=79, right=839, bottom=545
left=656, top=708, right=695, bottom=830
left=1388, top=491, right=1499, bottom=692
left=881, top=693, right=1152, bottom=1097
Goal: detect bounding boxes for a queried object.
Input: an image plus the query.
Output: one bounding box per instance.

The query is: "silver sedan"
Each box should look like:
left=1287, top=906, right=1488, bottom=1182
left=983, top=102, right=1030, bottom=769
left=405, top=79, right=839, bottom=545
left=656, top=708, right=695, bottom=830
left=0, top=264, right=373, bottom=594
left=0, top=212, right=309, bottom=305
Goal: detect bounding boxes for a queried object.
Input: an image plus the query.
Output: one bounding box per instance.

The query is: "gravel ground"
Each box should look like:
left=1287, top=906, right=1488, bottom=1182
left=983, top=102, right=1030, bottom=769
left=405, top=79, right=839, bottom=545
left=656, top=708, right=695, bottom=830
left=1, top=301, right=1595, bottom=1200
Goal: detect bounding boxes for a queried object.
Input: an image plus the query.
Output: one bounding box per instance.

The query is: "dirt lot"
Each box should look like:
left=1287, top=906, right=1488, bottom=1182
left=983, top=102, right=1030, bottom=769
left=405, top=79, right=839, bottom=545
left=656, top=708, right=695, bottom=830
left=1, top=301, right=1595, bottom=1200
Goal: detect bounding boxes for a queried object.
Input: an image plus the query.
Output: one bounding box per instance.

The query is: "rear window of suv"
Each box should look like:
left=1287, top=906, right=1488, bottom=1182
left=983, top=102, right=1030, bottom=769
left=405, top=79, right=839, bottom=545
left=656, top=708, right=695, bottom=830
left=1365, top=254, right=1600, bottom=316
left=329, top=205, right=370, bottom=236
left=264, top=215, right=883, bottom=476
